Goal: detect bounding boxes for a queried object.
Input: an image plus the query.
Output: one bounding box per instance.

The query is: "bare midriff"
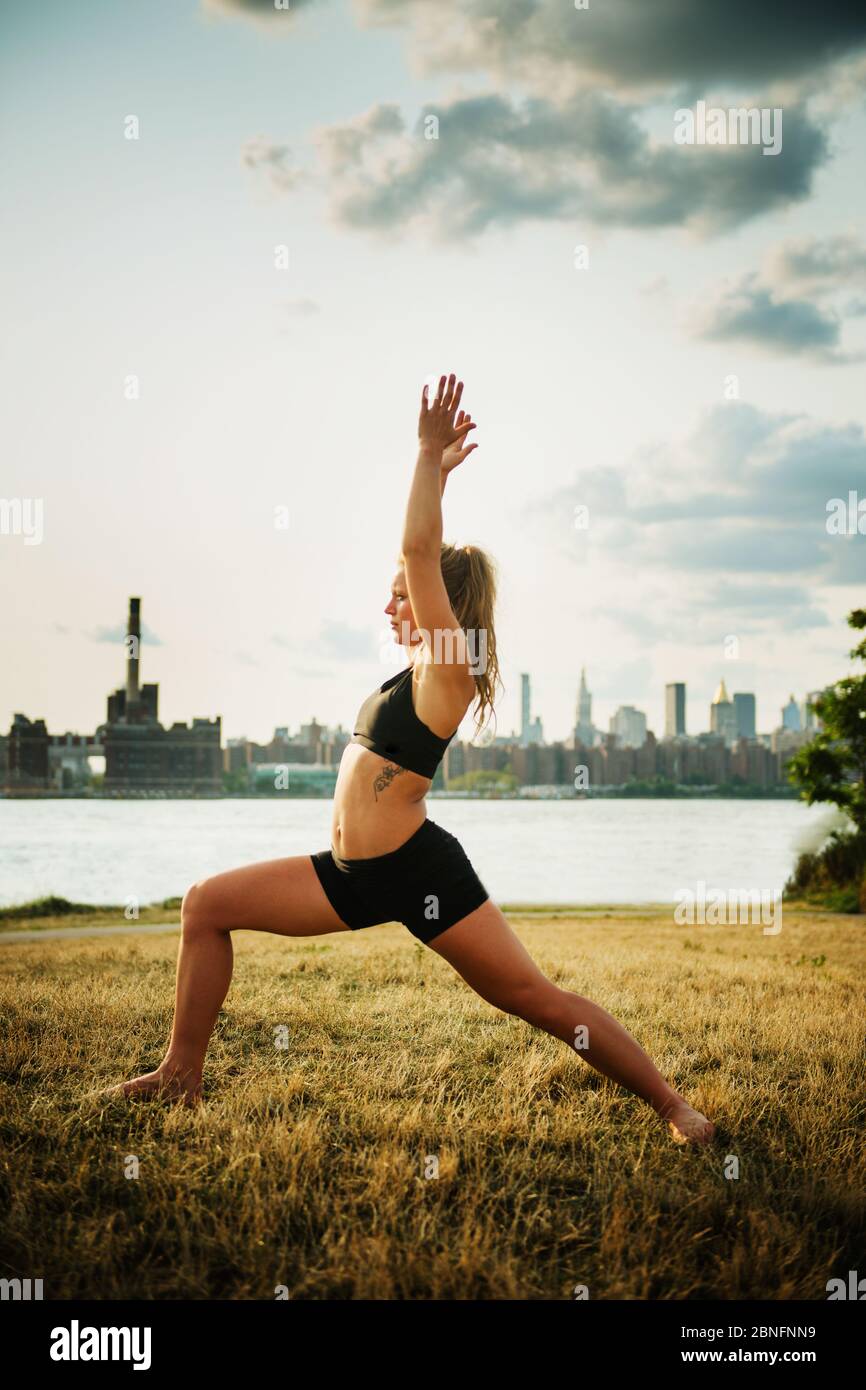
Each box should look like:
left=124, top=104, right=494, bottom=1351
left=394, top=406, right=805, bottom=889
left=330, top=741, right=432, bottom=859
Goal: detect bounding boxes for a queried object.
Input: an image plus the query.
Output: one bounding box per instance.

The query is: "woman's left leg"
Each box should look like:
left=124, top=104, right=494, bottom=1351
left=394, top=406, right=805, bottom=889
left=426, top=900, right=715, bottom=1145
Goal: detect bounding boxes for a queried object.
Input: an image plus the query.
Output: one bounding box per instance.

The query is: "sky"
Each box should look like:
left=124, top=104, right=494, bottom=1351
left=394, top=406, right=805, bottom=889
left=2, top=0, right=866, bottom=747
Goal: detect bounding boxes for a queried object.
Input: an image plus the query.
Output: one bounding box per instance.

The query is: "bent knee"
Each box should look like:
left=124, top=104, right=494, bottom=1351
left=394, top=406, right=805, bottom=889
left=181, top=877, right=221, bottom=937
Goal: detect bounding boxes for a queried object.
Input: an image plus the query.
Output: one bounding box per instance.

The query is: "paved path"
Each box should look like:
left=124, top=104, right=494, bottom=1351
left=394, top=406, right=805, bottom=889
left=0, top=922, right=183, bottom=943
left=0, top=906, right=667, bottom=944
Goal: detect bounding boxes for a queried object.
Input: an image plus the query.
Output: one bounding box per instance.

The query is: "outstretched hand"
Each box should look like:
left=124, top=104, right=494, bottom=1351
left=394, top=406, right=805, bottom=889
left=419, top=373, right=477, bottom=460
left=442, top=409, right=478, bottom=475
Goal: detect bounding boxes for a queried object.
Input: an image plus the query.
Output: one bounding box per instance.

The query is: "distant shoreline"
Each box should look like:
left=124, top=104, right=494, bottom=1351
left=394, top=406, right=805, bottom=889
left=0, top=789, right=802, bottom=802
left=0, top=895, right=838, bottom=936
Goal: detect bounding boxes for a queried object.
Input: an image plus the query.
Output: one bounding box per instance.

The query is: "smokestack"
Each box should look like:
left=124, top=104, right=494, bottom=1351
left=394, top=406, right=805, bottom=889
left=126, top=597, right=141, bottom=705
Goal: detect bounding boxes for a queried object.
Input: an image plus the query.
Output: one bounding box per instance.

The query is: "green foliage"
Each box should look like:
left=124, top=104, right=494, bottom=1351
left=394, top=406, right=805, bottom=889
left=784, top=829, right=866, bottom=911
left=447, top=769, right=518, bottom=793
left=788, top=608, right=866, bottom=833
left=0, top=895, right=107, bottom=920
left=617, top=776, right=679, bottom=797
left=784, top=608, right=866, bottom=910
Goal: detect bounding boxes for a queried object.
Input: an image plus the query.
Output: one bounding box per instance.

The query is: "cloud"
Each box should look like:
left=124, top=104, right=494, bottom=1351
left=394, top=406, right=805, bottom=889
left=690, top=234, right=866, bottom=361
left=315, top=102, right=406, bottom=173
left=765, top=233, right=866, bottom=295
left=241, top=136, right=308, bottom=192
left=319, top=620, right=379, bottom=661
left=210, top=1, right=866, bottom=94
left=353, top=0, right=866, bottom=94
left=527, top=401, right=866, bottom=635
left=203, top=0, right=317, bottom=26
left=270, top=625, right=374, bottom=660
left=307, top=92, right=827, bottom=241
left=691, top=280, right=845, bottom=358
left=226, top=0, right=854, bottom=242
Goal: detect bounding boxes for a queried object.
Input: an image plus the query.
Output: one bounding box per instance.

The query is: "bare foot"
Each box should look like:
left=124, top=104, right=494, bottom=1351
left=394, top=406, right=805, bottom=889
left=659, top=1097, right=716, bottom=1146
left=102, top=1065, right=203, bottom=1107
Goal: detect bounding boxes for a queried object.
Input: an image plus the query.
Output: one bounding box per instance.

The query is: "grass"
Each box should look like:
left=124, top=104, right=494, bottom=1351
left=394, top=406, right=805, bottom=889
left=0, top=904, right=863, bottom=1300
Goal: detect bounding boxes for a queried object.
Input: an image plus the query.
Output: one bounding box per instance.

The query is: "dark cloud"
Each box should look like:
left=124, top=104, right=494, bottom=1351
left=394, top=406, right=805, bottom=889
left=693, top=279, right=844, bottom=358
left=224, top=0, right=857, bottom=241
left=691, top=234, right=866, bottom=360
left=353, top=0, right=866, bottom=91
left=204, top=0, right=317, bottom=23
left=309, top=92, right=827, bottom=241
left=212, top=1, right=866, bottom=90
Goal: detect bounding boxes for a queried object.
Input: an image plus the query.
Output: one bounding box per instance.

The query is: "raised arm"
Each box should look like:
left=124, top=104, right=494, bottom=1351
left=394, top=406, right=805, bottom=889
left=402, top=373, right=476, bottom=554
left=400, top=375, right=480, bottom=674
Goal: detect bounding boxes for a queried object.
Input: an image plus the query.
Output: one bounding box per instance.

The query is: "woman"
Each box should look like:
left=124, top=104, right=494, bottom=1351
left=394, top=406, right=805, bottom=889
left=106, top=373, right=715, bottom=1146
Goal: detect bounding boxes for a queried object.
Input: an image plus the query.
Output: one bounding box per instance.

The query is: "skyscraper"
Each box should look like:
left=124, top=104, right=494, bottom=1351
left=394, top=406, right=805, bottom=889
left=519, top=673, right=544, bottom=747
left=782, top=695, right=802, bottom=732
left=802, top=690, right=824, bottom=731
left=575, top=667, right=594, bottom=746
left=665, top=682, right=686, bottom=737
left=733, top=692, right=756, bottom=739
left=710, top=679, right=737, bottom=746
left=610, top=705, right=647, bottom=748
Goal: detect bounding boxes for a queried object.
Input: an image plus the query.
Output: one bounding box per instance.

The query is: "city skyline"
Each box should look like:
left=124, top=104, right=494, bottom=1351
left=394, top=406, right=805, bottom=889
left=1, top=593, right=826, bottom=797
left=4, top=593, right=828, bottom=751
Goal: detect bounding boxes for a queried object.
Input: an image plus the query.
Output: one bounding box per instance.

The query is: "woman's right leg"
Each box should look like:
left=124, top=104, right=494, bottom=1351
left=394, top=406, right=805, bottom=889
left=104, top=855, right=350, bottom=1104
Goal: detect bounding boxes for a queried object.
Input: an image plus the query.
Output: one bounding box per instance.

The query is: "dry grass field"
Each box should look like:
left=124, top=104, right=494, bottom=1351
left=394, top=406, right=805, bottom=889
left=1, top=903, right=863, bottom=1300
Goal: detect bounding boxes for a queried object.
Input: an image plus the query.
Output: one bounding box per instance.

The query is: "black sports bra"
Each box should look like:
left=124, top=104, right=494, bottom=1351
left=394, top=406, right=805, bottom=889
left=350, top=665, right=461, bottom=779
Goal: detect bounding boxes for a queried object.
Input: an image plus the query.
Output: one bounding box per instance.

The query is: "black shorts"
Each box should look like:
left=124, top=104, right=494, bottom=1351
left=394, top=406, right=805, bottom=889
left=310, top=817, right=490, bottom=945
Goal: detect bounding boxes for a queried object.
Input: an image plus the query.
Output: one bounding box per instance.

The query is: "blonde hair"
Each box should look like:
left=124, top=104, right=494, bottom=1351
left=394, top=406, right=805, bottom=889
left=400, top=542, right=502, bottom=741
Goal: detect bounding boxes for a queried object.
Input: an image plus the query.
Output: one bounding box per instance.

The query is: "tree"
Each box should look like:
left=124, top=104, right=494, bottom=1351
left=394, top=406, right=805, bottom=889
left=787, top=608, right=866, bottom=834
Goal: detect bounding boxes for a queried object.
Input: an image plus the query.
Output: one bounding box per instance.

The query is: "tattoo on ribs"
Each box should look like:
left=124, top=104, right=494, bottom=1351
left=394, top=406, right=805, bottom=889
left=373, top=763, right=406, bottom=800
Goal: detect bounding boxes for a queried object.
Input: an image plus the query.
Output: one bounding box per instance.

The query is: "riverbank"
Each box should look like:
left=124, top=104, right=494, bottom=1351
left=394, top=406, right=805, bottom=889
left=1, top=888, right=856, bottom=936
left=0, top=896, right=723, bottom=936
left=0, top=787, right=801, bottom=800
